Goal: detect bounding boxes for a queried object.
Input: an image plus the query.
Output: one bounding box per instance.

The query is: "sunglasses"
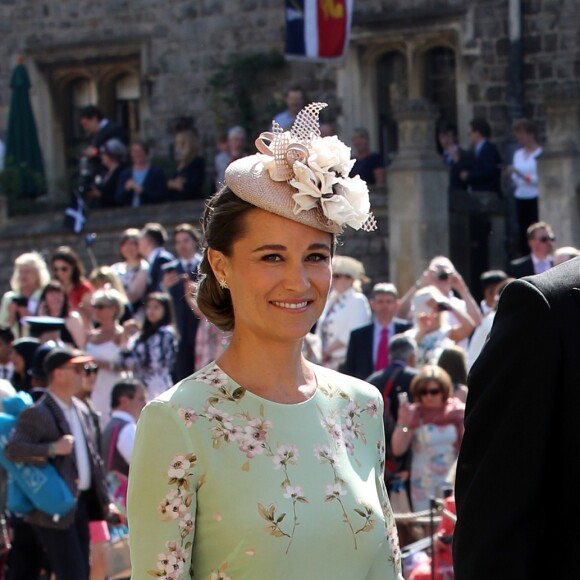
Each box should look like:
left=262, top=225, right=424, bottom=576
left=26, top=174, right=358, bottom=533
left=419, top=387, right=442, bottom=397
left=83, top=363, right=99, bottom=376
left=332, top=273, right=352, bottom=279
left=92, top=303, right=110, bottom=309
left=538, top=235, right=555, bottom=243
left=53, top=266, right=70, bottom=272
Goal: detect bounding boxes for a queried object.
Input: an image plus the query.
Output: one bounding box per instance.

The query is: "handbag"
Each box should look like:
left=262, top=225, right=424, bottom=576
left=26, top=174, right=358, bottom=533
left=0, top=393, right=75, bottom=519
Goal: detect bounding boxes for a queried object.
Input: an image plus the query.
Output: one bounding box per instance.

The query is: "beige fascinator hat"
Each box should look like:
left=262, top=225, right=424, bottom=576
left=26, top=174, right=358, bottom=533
left=332, top=255, right=371, bottom=283
left=225, top=102, right=376, bottom=234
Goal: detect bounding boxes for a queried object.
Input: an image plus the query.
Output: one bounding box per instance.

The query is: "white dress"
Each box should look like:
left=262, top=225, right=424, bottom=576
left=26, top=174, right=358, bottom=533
left=85, top=339, right=124, bottom=427
left=316, top=287, right=371, bottom=370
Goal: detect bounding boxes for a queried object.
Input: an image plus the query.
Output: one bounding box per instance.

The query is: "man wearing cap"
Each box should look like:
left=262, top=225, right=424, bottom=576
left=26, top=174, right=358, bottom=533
left=87, top=138, right=128, bottom=208
left=22, top=315, right=67, bottom=346
left=342, top=282, right=412, bottom=380
left=4, top=347, right=110, bottom=580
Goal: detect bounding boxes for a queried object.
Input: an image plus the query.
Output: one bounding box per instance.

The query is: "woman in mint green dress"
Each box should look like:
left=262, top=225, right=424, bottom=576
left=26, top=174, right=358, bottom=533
left=127, top=103, right=403, bottom=580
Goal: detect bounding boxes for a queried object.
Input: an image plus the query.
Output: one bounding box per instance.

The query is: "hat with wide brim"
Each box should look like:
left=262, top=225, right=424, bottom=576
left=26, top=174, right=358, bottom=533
left=332, top=255, right=370, bottom=283
left=225, top=155, right=342, bottom=234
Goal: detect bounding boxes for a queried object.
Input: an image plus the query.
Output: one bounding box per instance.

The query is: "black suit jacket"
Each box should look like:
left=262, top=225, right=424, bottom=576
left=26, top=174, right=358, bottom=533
left=167, top=257, right=201, bottom=380
left=4, top=392, right=109, bottom=530
left=454, top=257, right=580, bottom=579
left=466, top=140, right=502, bottom=195
left=146, top=248, right=176, bottom=295
left=507, top=254, right=535, bottom=278
left=91, top=119, right=127, bottom=149
left=342, top=319, right=413, bottom=380
left=116, top=164, right=167, bottom=206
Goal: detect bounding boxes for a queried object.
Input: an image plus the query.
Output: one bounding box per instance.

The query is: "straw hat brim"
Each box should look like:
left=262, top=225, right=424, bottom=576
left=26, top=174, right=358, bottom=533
left=225, top=155, right=342, bottom=234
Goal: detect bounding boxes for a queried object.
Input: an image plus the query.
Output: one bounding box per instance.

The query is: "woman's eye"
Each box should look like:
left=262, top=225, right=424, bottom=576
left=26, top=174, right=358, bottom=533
left=307, top=253, right=330, bottom=262
left=262, top=254, right=282, bottom=262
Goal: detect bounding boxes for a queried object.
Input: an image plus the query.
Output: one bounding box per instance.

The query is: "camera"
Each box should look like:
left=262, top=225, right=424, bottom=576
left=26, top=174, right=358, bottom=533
left=436, top=301, right=451, bottom=312
left=436, top=271, right=450, bottom=281
left=11, top=296, right=28, bottom=307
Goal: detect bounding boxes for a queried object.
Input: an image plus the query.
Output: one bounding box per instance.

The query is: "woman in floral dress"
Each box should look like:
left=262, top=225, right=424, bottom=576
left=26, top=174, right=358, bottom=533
left=121, top=291, right=177, bottom=399
left=127, top=103, right=403, bottom=580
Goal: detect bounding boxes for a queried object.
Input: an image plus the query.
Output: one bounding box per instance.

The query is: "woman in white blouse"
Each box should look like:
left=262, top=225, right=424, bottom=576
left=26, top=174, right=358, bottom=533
left=316, top=255, right=371, bottom=371
left=506, top=118, right=542, bottom=256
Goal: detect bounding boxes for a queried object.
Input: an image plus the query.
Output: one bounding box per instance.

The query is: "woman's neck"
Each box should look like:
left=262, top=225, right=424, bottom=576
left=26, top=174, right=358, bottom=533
left=216, top=339, right=316, bottom=403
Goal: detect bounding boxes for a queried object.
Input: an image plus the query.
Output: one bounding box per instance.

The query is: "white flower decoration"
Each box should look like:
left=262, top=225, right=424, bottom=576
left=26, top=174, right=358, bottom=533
left=256, top=102, right=377, bottom=232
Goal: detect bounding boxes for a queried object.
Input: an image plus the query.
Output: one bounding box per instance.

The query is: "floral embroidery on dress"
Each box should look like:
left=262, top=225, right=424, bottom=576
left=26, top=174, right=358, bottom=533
left=148, top=362, right=402, bottom=577
left=149, top=453, right=196, bottom=578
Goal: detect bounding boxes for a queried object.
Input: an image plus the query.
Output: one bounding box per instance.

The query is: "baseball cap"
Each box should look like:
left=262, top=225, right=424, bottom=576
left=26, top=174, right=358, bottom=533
left=43, top=348, right=94, bottom=375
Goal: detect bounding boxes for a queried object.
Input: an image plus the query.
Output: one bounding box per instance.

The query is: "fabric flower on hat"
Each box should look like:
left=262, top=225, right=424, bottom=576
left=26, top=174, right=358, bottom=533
left=256, top=102, right=377, bottom=232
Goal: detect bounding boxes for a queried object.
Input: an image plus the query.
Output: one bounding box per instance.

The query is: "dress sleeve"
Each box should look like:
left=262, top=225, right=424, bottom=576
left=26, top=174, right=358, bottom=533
left=368, top=392, right=404, bottom=579
left=127, top=400, right=197, bottom=578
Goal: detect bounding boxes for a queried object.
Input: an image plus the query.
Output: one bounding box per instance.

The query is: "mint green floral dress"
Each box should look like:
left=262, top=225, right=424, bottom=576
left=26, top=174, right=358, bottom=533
left=127, top=362, right=403, bottom=580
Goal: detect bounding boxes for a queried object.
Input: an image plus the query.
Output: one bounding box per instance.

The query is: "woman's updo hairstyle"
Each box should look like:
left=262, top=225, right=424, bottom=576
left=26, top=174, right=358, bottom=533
left=196, top=187, right=254, bottom=332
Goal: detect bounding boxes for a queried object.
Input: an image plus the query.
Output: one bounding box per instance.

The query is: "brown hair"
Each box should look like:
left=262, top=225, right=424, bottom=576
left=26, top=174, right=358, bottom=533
left=437, top=346, right=468, bottom=386
left=196, top=186, right=336, bottom=332
left=410, top=364, right=453, bottom=401
left=174, top=223, right=202, bottom=244
left=512, top=118, right=538, bottom=139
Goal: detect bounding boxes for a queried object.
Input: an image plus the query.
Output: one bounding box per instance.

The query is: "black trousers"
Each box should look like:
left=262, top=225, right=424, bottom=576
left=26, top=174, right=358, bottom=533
left=32, top=492, right=91, bottom=580
left=515, top=197, right=538, bottom=257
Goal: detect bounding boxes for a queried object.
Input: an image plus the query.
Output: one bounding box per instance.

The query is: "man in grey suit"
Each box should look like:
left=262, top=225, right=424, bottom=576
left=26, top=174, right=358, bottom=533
left=5, top=348, right=111, bottom=580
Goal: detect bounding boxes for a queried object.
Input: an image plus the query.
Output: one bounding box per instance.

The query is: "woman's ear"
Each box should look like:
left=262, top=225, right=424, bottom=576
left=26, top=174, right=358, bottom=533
left=207, top=248, right=228, bottom=282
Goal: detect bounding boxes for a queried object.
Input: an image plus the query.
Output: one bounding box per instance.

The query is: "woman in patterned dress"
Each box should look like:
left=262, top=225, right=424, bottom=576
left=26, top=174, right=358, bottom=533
left=127, top=103, right=403, bottom=580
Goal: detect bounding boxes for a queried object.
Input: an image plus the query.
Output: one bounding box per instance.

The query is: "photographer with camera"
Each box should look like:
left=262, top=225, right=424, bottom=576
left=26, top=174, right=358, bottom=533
left=86, top=138, right=128, bottom=209
left=398, top=256, right=482, bottom=354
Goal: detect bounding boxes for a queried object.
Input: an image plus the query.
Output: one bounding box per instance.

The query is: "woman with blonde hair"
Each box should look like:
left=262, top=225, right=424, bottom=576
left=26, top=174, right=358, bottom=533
left=167, top=127, right=206, bottom=200
left=88, top=265, right=133, bottom=324
left=392, top=364, right=465, bottom=511
left=0, top=252, right=51, bottom=337
left=85, top=287, right=127, bottom=426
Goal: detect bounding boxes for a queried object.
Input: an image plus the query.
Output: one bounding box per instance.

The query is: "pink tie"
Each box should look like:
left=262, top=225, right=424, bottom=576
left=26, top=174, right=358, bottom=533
left=375, top=327, right=389, bottom=371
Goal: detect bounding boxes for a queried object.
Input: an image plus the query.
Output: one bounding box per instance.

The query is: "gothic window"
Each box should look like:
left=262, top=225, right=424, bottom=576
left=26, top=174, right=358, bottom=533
left=115, top=73, right=141, bottom=141
left=377, top=50, right=408, bottom=162
left=424, top=46, right=457, bottom=126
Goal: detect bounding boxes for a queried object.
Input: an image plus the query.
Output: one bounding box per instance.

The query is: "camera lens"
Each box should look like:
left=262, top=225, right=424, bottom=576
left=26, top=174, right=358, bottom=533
left=437, top=271, right=449, bottom=281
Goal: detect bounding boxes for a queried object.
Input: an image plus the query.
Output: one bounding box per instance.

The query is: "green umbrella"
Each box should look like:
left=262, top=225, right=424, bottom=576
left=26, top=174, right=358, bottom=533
left=3, top=57, right=46, bottom=198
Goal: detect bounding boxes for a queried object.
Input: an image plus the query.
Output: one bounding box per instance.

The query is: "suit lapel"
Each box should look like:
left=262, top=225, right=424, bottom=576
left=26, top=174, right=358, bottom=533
left=43, top=393, right=71, bottom=435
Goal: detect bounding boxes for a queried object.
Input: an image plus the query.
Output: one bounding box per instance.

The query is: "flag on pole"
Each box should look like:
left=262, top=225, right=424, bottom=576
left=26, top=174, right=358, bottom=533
left=285, top=0, right=353, bottom=61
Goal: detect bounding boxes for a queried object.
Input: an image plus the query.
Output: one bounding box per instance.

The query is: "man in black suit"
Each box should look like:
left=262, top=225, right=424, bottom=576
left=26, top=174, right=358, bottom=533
left=79, top=105, right=127, bottom=179
left=459, top=118, right=503, bottom=276
left=342, top=283, right=412, bottom=380
left=459, top=118, right=503, bottom=195
left=453, top=256, right=580, bottom=579
left=437, top=120, right=472, bottom=193
left=138, top=222, right=176, bottom=295
left=162, top=223, right=202, bottom=381
left=508, top=220, right=555, bottom=278
left=5, top=348, right=111, bottom=580
left=366, top=334, right=418, bottom=498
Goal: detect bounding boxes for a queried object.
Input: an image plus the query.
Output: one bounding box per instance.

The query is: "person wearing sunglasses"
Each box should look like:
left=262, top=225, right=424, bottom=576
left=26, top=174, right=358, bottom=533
left=315, top=255, right=372, bottom=371
left=391, top=364, right=464, bottom=512
left=4, top=347, right=111, bottom=580
left=508, top=220, right=555, bottom=278
left=49, top=245, right=94, bottom=329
